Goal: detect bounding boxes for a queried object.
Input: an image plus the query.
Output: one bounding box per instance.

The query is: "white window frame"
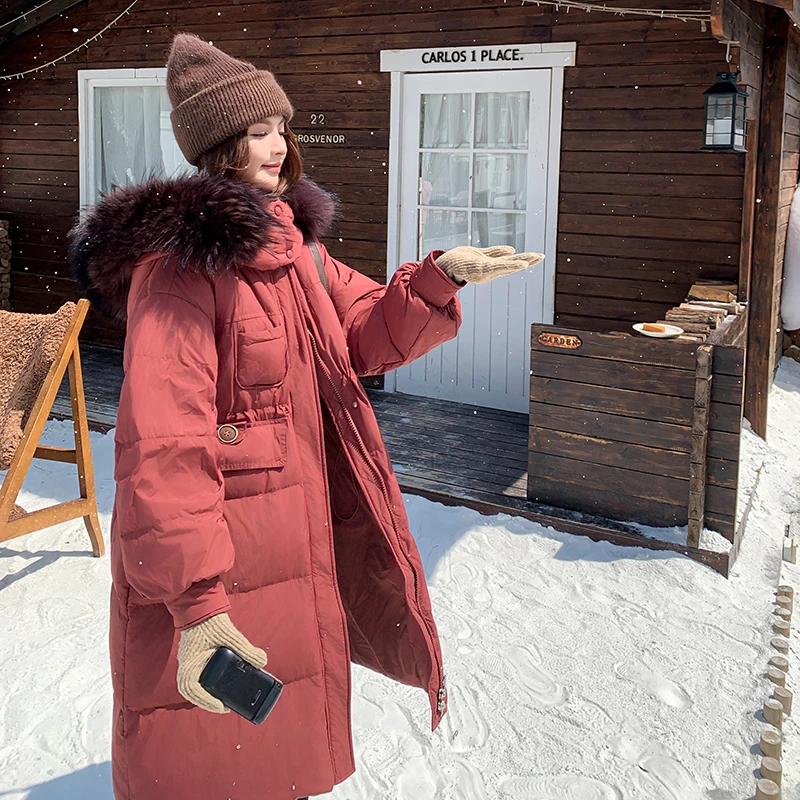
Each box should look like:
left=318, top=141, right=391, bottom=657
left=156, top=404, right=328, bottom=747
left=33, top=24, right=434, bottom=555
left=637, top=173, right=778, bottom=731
left=78, top=68, right=169, bottom=209
left=381, top=43, right=576, bottom=360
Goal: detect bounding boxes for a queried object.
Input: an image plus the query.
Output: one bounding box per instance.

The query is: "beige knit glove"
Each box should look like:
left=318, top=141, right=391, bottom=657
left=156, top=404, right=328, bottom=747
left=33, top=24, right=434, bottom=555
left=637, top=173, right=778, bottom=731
left=436, top=245, right=545, bottom=285
left=177, top=612, right=268, bottom=714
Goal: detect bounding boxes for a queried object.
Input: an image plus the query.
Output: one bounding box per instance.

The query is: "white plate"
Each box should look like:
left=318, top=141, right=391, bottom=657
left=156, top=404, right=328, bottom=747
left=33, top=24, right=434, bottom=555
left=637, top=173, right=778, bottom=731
left=632, top=323, right=684, bottom=338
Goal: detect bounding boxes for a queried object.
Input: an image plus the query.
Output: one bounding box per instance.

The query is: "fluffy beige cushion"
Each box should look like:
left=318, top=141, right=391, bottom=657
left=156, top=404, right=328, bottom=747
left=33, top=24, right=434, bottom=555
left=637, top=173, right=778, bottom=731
left=0, top=303, right=75, bottom=471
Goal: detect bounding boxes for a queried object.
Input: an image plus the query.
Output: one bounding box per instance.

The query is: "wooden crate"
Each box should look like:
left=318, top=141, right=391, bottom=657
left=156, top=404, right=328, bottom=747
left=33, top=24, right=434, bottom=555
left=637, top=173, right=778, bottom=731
left=528, top=315, right=747, bottom=548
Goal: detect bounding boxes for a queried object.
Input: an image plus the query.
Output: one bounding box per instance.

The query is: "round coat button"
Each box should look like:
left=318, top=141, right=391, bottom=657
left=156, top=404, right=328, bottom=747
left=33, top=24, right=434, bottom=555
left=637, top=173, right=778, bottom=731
left=217, top=424, right=240, bottom=443
left=287, top=249, right=294, bottom=259
left=274, top=205, right=282, bottom=215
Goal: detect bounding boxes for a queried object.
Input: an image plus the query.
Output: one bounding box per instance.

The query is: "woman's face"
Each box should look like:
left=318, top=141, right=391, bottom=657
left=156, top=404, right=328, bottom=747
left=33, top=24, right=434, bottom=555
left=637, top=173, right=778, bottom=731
left=241, top=116, right=288, bottom=190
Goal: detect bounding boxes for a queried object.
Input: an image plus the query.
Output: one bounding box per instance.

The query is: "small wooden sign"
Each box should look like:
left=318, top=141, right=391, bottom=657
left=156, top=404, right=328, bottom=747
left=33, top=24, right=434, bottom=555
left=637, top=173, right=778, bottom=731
left=294, top=132, right=347, bottom=146
left=537, top=332, right=582, bottom=350
left=380, top=42, right=576, bottom=73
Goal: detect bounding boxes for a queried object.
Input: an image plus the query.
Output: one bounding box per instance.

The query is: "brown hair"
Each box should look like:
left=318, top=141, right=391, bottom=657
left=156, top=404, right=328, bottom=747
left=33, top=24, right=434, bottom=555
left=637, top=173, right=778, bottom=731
left=197, top=123, right=303, bottom=193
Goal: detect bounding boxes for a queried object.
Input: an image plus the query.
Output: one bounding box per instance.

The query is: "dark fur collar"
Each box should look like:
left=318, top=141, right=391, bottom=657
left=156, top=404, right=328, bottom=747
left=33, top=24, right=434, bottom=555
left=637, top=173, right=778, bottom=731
left=68, top=174, right=338, bottom=323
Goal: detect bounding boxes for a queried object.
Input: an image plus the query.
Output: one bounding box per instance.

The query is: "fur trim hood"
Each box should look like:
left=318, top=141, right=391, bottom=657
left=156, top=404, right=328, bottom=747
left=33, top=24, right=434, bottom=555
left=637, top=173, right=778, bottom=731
left=68, top=173, right=339, bottom=323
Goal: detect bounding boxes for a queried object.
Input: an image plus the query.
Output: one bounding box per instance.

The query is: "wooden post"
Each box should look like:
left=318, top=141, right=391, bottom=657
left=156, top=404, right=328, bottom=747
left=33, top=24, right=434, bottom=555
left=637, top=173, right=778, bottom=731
left=773, top=619, right=791, bottom=637
left=760, top=730, right=782, bottom=759
left=755, top=778, right=780, bottom=800
left=687, top=344, right=713, bottom=548
left=776, top=595, right=793, bottom=612
left=745, top=5, right=790, bottom=438
left=769, top=655, right=789, bottom=672
left=774, top=606, right=792, bottom=624
left=738, top=96, right=760, bottom=303
left=774, top=686, right=793, bottom=715
left=767, top=667, right=787, bottom=687
left=760, top=757, right=782, bottom=787
left=764, top=698, right=784, bottom=729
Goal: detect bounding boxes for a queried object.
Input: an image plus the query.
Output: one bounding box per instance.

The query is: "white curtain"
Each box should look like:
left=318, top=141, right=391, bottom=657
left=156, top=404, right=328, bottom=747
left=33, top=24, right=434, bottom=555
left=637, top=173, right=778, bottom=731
left=417, top=91, right=530, bottom=256
left=475, top=91, right=529, bottom=150
left=94, top=86, right=194, bottom=198
left=420, top=93, right=471, bottom=149
left=418, top=93, right=472, bottom=256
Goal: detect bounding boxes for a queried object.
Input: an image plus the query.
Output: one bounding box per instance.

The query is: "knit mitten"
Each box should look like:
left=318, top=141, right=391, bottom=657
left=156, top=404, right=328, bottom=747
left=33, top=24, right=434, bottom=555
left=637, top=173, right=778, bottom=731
left=436, top=245, right=545, bottom=285
left=177, top=612, right=268, bottom=713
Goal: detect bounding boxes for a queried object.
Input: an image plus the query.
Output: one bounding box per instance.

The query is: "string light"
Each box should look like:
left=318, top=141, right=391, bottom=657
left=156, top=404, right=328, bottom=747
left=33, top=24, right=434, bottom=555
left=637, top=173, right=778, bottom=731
left=522, top=0, right=711, bottom=30
left=0, top=0, right=139, bottom=81
left=0, top=0, right=56, bottom=31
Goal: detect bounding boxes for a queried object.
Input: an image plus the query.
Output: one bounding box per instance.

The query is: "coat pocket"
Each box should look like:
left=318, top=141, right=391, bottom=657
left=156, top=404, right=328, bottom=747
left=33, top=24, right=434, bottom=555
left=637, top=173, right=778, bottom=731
left=235, top=316, right=288, bottom=388
left=218, top=417, right=288, bottom=471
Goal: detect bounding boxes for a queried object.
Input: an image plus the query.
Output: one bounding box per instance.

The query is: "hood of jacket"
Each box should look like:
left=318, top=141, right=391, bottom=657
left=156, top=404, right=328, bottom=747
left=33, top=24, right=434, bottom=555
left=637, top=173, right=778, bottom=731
left=68, top=173, right=339, bottom=323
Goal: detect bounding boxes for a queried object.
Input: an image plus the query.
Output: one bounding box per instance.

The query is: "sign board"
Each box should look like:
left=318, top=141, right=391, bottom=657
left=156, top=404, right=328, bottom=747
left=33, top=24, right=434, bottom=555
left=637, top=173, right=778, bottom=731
left=380, top=42, right=576, bottom=73
left=294, top=132, right=348, bottom=146
left=537, top=332, right=582, bottom=350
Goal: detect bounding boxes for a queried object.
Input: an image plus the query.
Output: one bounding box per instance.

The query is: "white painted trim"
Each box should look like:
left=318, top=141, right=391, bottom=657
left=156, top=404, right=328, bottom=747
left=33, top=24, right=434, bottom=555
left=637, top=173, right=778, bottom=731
left=542, top=66, right=566, bottom=324
left=133, top=67, right=167, bottom=79
left=541, top=42, right=577, bottom=53
left=78, top=68, right=169, bottom=209
left=384, top=71, right=404, bottom=394
left=380, top=42, right=576, bottom=73
left=79, top=68, right=136, bottom=80
left=77, top=71, right=94, bottom=212
left=78, top=67, right=166, bottom=81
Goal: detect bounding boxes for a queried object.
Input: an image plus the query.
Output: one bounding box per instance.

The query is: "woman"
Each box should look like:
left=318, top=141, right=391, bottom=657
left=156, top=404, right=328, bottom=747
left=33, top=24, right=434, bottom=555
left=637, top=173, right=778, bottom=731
left=70, top=34, right=542, bottom=800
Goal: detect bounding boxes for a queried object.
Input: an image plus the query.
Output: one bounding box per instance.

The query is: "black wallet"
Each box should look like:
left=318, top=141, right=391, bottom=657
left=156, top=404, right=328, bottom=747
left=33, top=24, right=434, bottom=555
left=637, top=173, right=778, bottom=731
left=199, top=646, right=283, bottom=725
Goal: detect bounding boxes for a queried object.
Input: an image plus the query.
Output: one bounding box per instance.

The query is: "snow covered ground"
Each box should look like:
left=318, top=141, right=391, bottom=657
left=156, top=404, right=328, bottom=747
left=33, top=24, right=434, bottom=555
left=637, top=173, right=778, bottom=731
left=1, top=360, right=799, bottom=800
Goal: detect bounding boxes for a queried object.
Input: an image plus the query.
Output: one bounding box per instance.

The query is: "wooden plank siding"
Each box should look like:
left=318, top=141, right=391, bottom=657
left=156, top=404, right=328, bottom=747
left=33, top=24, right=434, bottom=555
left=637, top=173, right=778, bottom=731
left=1, top=0, right=747, bottom=348
left=555, top=0, right=752, bottom=333
left=528, top=320, right=745, bottom=538
left=713, top=0, right=765, bottom=306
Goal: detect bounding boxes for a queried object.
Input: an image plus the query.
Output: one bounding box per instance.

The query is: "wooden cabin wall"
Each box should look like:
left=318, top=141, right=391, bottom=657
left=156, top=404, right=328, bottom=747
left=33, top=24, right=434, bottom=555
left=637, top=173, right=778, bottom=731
left=552, top=10, right=747, bottom=332
left=1, top=0, right=744, bottom=347
left=715, top=0, right=764, bottom=307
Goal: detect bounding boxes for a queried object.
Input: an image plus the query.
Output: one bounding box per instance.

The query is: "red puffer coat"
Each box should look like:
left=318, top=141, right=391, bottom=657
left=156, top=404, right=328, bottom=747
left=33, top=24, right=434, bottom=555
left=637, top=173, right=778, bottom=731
left=69, top=174, right=461, bottom=800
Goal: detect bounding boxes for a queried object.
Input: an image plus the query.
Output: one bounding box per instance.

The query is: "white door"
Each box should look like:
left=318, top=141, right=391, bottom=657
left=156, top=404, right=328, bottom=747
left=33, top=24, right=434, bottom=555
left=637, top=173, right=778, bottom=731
left=392, top=69, right=554, bottom=413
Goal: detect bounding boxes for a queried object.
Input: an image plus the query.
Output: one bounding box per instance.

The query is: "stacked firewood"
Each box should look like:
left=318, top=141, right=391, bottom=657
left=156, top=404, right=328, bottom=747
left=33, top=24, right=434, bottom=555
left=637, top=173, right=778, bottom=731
left=657, top=282, right=741, bottom=341
left=0, top=221, right=10, bottom=311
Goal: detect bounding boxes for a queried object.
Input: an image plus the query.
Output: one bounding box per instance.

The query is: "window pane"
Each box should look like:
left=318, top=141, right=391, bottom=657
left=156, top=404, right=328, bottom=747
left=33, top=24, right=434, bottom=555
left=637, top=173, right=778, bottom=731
left=471, top=211, right=525, bottom=251
left=420, top=152, right=470, bottom=207
left=94, top=86, right=194, bottom=198
left=473, top=154, right=527, bottom=210
left=475, top=92, right=529, bottom=149
left=712, top=125, right=732, bottom=145
left=419, top=209, right=468, bottom=258
left=707, top=96, right=733, bottom=145
left=710, top=96, right=734, bottom=116
left=420, top=93, right=471, bottom=149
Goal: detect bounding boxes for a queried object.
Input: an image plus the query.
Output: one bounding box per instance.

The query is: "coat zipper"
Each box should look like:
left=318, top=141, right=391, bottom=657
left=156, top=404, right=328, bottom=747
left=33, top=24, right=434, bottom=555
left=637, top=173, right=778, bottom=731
left=307, top=329, right=446, bottom=715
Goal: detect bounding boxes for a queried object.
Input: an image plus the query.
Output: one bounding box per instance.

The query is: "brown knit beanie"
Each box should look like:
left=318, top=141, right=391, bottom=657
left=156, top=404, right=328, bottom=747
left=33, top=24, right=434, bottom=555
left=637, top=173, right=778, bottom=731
left=166, top=33, right=294, bottom=165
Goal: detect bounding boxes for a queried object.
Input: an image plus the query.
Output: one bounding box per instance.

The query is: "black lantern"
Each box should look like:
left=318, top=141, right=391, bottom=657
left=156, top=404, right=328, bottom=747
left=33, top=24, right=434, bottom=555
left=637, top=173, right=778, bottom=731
left=702, top=71, right=748, bottom=152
